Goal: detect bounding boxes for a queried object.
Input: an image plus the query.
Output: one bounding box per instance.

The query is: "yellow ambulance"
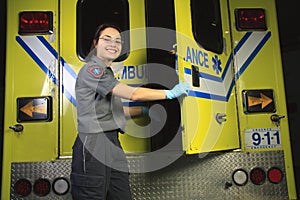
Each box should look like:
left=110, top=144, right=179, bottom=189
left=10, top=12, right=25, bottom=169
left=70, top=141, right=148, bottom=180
left=1, top=0, right=297, bottom=199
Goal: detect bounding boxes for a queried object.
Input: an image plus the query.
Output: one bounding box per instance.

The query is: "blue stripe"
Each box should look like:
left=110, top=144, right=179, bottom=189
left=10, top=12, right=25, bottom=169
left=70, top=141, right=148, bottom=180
left=185, top=67, right=223, bottom=82
left=225, top=79, right=235, bottom=101
left=200, top=72, right=222, bottom=82
left=221, top=54, right=233, bottom=80
left=16, top=36, right=77, bottom=106
left=184, top=68, right=191, bottom=75
left=122, top=102, right=146, bottom=107
left=38, top=36, right=78, bottom=79
left=37, top=36, right=58, bottom=59
left=62, top=85, right=77, bottom=107
left=16, top=36, right=58, bottom=85
left=234, top=32, right=252, bottom=55
left=188, top=90, right=227, bottom=102
left=235, top=32, right=271, bottom=80
left=129, top=84, right=145, bottom=87
left=61, top=57, right=78, bottom=79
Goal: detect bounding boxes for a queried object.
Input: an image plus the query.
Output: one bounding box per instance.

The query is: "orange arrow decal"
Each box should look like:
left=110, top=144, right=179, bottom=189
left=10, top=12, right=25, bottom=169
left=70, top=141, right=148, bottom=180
left=20, top=101, right=47, bottom=117
left=248, top=93, right=273, bottom=109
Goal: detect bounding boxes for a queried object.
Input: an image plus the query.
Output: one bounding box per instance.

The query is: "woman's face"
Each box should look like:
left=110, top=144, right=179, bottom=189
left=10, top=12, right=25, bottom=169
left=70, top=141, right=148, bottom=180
left=94, top=27, right=122, bottom=66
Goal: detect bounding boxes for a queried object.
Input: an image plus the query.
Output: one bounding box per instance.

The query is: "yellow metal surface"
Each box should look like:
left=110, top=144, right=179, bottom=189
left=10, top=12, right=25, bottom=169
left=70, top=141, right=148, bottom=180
left=229, top=0, right=297, bottom=198
left=174, top=0, right=240, bottom=154
left=2, top=1, right=59, bottom=199
left=60, top=0, right=83, bottom=157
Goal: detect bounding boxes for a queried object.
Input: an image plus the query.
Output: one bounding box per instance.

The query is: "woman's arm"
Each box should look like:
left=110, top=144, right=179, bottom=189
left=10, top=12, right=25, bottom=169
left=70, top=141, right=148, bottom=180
left=112, top=82, right=189, bottom=101
left=112, top=83, right=166, bottom=101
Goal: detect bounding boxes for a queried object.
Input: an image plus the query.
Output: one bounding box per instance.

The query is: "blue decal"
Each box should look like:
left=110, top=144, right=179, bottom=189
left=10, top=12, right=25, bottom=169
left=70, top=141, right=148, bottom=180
left=185, top=32, right=271, bottom=102
left=212, top=55, right=222, bottom=75
left=121, top=65, right=145, bottom=80
left=185, top=46, right=209, bottom=68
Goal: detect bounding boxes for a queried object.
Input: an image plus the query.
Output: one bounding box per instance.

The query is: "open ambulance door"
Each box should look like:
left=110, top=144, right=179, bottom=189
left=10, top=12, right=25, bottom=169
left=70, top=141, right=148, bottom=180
left=174, top=0, right=240, bottom=154
left=60, top=0, right=150, bottom=154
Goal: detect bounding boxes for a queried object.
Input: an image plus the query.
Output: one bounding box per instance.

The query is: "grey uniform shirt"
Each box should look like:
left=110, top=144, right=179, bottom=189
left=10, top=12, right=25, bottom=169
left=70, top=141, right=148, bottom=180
left=75, top=54, right=126, bottom=134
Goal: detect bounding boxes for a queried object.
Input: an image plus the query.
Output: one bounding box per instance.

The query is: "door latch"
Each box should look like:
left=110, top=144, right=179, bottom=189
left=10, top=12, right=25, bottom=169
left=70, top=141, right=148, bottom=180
left=216, top=113, right=227, bottom=124
left=9, top=124, right=24, bottom=132
left=270, top=114, right=285, bottom=127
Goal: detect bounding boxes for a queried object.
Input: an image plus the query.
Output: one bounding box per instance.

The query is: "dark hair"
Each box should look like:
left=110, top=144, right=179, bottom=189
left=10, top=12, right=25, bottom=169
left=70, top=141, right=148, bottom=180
left=90, top=24, right=122, bottom=50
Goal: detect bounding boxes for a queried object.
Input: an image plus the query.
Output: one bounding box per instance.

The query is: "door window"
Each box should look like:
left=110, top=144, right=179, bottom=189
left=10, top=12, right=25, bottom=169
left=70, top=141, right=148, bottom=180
left=191, top=0, right=223, bottom=54
left=77, top=0, right=130, bottom=61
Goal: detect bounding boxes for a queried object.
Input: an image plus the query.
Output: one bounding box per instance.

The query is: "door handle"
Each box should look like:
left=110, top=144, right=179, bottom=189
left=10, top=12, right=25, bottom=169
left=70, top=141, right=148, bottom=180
left=9, top=124, right=24, bottom=132
left=270, top=114, right=285, bottom=127
left=216, top=113, right=227, bottom=124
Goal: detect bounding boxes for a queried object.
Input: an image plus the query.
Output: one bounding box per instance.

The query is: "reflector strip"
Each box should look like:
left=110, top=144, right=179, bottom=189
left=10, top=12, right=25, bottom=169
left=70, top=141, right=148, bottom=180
left=184, top=31, right=271, bottom=102
left=16, top=31, right=271, bottom=105
left=16, top=36, right=77, bottom=106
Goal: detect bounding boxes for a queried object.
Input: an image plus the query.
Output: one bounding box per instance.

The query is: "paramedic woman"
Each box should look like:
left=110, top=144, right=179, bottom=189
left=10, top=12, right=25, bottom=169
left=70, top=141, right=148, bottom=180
left=70, top=24, right=189, bottom=200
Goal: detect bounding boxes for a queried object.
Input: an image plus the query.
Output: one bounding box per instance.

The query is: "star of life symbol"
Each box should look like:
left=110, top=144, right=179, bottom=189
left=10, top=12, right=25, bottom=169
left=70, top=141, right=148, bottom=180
left=87, top=66, right=103, bottom=78
left=212, top=55, right=222, bottom=75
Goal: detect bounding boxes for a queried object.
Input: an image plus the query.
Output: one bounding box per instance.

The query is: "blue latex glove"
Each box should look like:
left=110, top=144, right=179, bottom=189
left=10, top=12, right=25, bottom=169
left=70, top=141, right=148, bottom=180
left=164, top=82, right=189, bottom=99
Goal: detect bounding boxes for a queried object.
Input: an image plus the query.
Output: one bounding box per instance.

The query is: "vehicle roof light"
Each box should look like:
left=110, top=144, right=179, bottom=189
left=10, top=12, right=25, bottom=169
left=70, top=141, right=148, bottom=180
left=52, top=177, right=70, bottom=195
left=235, top=8, right=267, bottom=31
left=19, top=11, right=53, bottom=35
left=250, top=167, right=266, bottom=185
left=14, top=179, right=32, bottom=197
left=33, top=178, right=51, bottom=197
left=268, top=167, right=283, bottom=184
left=232, top=169, right=248, bottom=186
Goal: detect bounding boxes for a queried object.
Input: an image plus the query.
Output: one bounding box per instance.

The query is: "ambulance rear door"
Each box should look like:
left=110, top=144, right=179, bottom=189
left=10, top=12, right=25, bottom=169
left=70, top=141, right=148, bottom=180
left=174, top=0, right=240, bottom=154
left=228, top=0, right=296, bottom=196
left=229, top=0, right=291, bottom=152
left=60, top=0, right=150, bottom=155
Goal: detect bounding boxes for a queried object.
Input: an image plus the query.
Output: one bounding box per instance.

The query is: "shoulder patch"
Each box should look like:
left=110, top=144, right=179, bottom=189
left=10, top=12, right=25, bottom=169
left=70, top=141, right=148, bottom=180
left=87, top=66, right=104, bottom=78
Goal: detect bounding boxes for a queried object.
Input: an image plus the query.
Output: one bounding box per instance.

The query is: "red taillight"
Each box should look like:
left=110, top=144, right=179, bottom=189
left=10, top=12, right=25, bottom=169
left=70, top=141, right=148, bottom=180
left=235, top=8, right=267, bottom=31
left=33, top=178, right=51, bottom=197
left=14, top=179, right=32, bottom=197
left=19, top=11, right=53, bottom=35
left=250, top=167, right=266, bottom=185
left=268, top=167, right=283, bottom=184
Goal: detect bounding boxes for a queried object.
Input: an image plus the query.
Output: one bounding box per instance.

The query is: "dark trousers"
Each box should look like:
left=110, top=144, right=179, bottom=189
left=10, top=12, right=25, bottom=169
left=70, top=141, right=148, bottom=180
left=70, top=130, right=132, bottom=200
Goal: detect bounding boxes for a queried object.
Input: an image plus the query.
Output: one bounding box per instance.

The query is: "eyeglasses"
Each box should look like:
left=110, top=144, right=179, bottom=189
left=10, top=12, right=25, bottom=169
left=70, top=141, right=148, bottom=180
left=99, top=35, right=123, bottom=45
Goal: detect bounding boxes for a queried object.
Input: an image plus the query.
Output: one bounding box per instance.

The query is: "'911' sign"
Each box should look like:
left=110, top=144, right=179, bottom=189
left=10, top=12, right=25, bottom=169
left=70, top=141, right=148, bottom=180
left=244, top=128, right=282, bottom=150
